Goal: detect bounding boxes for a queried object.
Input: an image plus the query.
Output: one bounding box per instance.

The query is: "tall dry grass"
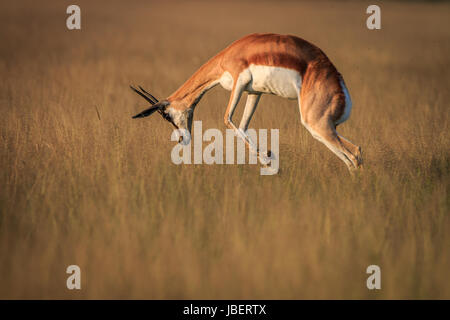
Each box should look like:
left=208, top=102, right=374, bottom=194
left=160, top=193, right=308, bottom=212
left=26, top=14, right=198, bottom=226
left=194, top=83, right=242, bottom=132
left=0, top=0, right=449, bottom=299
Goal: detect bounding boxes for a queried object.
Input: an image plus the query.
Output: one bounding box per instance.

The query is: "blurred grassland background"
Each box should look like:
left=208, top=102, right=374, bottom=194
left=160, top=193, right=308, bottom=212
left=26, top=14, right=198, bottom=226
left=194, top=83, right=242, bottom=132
left=0, top=0, right=449, bottom=299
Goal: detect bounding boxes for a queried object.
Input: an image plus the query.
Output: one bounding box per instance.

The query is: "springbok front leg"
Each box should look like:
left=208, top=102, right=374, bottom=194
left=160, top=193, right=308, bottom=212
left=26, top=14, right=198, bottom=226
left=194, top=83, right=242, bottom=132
left=238, top=93, right=260, bottom=131
left=237, top=93, right=260, bottom=157
left=223, top=73, right=247, bottom=137
left=223, top=74, right=270, bottom=165
left=237, top=93, right=273, bottom=163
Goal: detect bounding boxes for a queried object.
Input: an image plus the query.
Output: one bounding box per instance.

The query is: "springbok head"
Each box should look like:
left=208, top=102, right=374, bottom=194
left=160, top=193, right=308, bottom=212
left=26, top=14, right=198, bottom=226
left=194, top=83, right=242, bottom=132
left=130, top=85, right=192, bottom=144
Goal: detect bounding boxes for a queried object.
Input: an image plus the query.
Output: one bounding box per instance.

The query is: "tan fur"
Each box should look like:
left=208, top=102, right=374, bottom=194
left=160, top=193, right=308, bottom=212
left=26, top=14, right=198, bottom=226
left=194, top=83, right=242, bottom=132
left=166, top=33, right=362, bottom=171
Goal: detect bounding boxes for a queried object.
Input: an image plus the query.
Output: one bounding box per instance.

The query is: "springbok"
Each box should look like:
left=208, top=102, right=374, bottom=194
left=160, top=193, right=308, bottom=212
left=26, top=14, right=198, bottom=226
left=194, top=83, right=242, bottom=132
left=130, top=33, right=363, bottom=171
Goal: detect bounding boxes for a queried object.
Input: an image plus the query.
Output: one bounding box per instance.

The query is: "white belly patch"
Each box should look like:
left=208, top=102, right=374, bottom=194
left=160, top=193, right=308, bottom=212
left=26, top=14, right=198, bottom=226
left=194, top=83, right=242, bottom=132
left=218, top=66, right=302, bottom=100
left=246, top=65, right=301, bottom=99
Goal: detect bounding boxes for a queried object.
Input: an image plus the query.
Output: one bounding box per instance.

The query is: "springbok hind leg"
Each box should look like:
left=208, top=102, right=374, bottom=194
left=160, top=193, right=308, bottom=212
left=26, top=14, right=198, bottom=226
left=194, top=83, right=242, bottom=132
left=305, top=119, right=362, bottom=171
left=338, top=134, right=363, bottom=168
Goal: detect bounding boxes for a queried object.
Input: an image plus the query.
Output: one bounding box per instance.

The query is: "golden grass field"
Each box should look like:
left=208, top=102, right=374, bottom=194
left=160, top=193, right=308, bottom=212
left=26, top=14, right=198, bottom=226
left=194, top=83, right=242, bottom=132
left=0, top=0, right=449, bottom=299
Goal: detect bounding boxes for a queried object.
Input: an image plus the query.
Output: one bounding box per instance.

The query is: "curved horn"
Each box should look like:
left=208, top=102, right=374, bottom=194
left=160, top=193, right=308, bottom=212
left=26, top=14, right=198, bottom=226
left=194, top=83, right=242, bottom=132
left=130, top=85, right=169, bottom=119
left=130, top=85, right=156, bottom=105
left=138, top=86, right=159, bottom=104
left=132, top=103, right=162, bottom=119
